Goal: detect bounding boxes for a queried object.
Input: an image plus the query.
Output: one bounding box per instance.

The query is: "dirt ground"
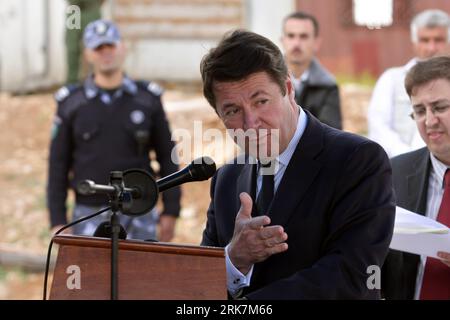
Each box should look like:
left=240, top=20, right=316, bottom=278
left=0, top=84, right=372, bottom=299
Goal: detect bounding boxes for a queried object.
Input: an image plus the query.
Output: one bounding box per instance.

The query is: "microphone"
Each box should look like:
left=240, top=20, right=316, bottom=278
left=77, top=170, right=158, bottom=216
left=157, top=156, right=216, bottom=192
left=77, top=180, right=140, bottom=198
left=77, top=157, right=216, bottom=216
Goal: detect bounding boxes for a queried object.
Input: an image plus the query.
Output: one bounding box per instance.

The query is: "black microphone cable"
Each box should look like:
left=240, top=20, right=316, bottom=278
left=42, top=206, right=111, bottom=300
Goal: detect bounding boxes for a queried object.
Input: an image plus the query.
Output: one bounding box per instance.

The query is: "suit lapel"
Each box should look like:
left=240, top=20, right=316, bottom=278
left=406, top=149, right=430, bottom=215
left=268, top=112, right=324, bottom=227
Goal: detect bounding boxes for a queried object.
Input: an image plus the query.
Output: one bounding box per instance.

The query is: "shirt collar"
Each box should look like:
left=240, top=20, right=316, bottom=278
left=430, top=153, right=449, bottom=188
left=277, top=106, right=307, bottom=167
left=84, top=74, right=138, bottom=99
left=300, top=69, right=310, bottom=82
left=256, top=106, right=307, bottom=175
left=291, top=69, right=310, bottom=83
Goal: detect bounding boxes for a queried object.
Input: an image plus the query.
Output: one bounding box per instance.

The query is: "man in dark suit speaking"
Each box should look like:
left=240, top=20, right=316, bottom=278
left=382, top=56, right=450, bottom=300
left=199, top=29, right=395, bottom=299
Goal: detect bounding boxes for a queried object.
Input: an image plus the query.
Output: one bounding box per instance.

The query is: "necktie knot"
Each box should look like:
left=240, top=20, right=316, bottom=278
left=259, top=160, right=276, bottom=176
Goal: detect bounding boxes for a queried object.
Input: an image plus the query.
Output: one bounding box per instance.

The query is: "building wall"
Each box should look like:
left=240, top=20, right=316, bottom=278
left=0, top=0, right=293, bottom=92
left=0, top=0, right=66, bottom=92
left=296, top=0, right=450, bottom=78
left=2, top=0, right=450, bottom=92
left=116, top=0, right=294, bottom=82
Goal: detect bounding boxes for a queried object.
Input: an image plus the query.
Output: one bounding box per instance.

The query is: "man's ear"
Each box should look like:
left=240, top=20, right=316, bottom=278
left=286, top=76, right=295, bottom=97
left=285, top=76, right=296, bottom=103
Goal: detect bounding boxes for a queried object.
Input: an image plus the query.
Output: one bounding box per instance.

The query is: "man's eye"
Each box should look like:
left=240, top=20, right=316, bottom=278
left=224, top=108, right=239, bottom=117
left=257, top=99, right=269, bottom=105
left=414, top=109, right=426, bottom=115
left=434, top=105, right=450, bottom=113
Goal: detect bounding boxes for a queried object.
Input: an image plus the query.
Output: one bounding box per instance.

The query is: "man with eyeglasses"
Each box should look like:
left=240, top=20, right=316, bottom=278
left=382, top=56, right=450, bottom=300
left=367, top=9, right=450, bottom=158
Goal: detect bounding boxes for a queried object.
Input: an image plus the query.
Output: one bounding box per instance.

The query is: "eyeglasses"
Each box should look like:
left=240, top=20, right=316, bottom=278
left=409, top=104, right=450, bottom=121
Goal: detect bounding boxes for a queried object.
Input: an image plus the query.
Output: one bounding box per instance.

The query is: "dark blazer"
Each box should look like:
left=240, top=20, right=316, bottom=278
left=382, top=147, right=430, bottom=300
left=201, top=112, right=395, bottom=299
left=295, top=59, right=342, bottom=130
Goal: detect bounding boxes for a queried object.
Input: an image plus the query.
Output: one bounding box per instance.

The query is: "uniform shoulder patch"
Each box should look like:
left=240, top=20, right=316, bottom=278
left=135, top=80, right=164, bottom=97
left=54, top=84, right=80, bottom=102
left=147, top=81, right=164, bottom=96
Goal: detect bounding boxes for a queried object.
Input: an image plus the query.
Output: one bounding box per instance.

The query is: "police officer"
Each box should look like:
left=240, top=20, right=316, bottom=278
left=48, top=20, right=181, bottom=241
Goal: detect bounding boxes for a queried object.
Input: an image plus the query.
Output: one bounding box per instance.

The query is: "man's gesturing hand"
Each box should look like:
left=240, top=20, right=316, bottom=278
left=228, top=192, right=288, bottom=274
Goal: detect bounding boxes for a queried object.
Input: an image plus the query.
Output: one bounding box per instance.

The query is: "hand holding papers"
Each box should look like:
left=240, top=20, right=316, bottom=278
left=389, top=206, right=450, bottom=259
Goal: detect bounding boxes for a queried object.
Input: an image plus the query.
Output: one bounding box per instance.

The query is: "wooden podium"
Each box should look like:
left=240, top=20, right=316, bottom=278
left=49, top=235, right=227, bottom=300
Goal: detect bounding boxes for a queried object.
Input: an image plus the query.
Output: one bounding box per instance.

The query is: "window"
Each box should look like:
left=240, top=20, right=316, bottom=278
left=353, top=0, right=393, bottom=29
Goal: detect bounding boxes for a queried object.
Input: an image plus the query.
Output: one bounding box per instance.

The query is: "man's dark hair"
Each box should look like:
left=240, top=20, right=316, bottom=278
left=283, top=11, right=319, bottom=37
left=405, top=56, right=450, bottom=97
left=200, top=29, right=289, bottom=109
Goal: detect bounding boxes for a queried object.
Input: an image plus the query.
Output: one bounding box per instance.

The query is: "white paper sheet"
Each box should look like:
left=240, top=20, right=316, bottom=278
left=389, top=206, right=450, bottom=259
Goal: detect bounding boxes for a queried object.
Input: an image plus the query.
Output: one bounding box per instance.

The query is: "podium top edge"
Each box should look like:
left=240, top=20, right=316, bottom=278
left=52, top=235, right=225, bottom=258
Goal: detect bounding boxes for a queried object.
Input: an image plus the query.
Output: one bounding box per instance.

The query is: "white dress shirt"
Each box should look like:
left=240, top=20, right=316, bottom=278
left=367, top=58, right=425, bottom=157
left=226, top=107, right=308, bottom=296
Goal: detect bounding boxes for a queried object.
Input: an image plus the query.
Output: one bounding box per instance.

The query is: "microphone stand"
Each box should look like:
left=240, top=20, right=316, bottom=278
left=108, top=172, right=127, bottom=300
left=110, top=211, right=120, bottom=300
left=70, top=158, right=216, bottom=300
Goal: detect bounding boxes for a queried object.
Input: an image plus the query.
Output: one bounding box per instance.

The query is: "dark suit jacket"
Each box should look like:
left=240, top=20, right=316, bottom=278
left=201, top=112, right=395, bottom=299
left=382, top=147, right=430, bottom=300
left=295, top=59, right=342, bottom=130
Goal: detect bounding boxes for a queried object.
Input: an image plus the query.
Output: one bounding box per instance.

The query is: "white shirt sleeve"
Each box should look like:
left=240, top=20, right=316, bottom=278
left=367, top=69, right=412, bottom=157
left=225, top=244, right=254, bottom=297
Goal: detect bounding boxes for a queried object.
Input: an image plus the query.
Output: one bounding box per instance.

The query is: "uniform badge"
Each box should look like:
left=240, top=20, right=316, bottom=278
left=95, top=21, right=107, bottom=35
left=130, top=110, right=145, bottom=124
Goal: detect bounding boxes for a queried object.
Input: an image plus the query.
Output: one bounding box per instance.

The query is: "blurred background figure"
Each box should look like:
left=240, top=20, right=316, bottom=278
left=281, top=11, right=342, bottom=129
left=65, top=0, right=103, bottom=84
left=47, top=20, right=181, bottom=241
left=367, top=9, right=450, bottom=157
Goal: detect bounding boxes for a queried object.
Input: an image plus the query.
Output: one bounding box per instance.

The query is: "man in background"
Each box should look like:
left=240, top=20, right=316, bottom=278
left=281, top=11, right=342, bottom=129
left=368, top=9, right=450, bottom=157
